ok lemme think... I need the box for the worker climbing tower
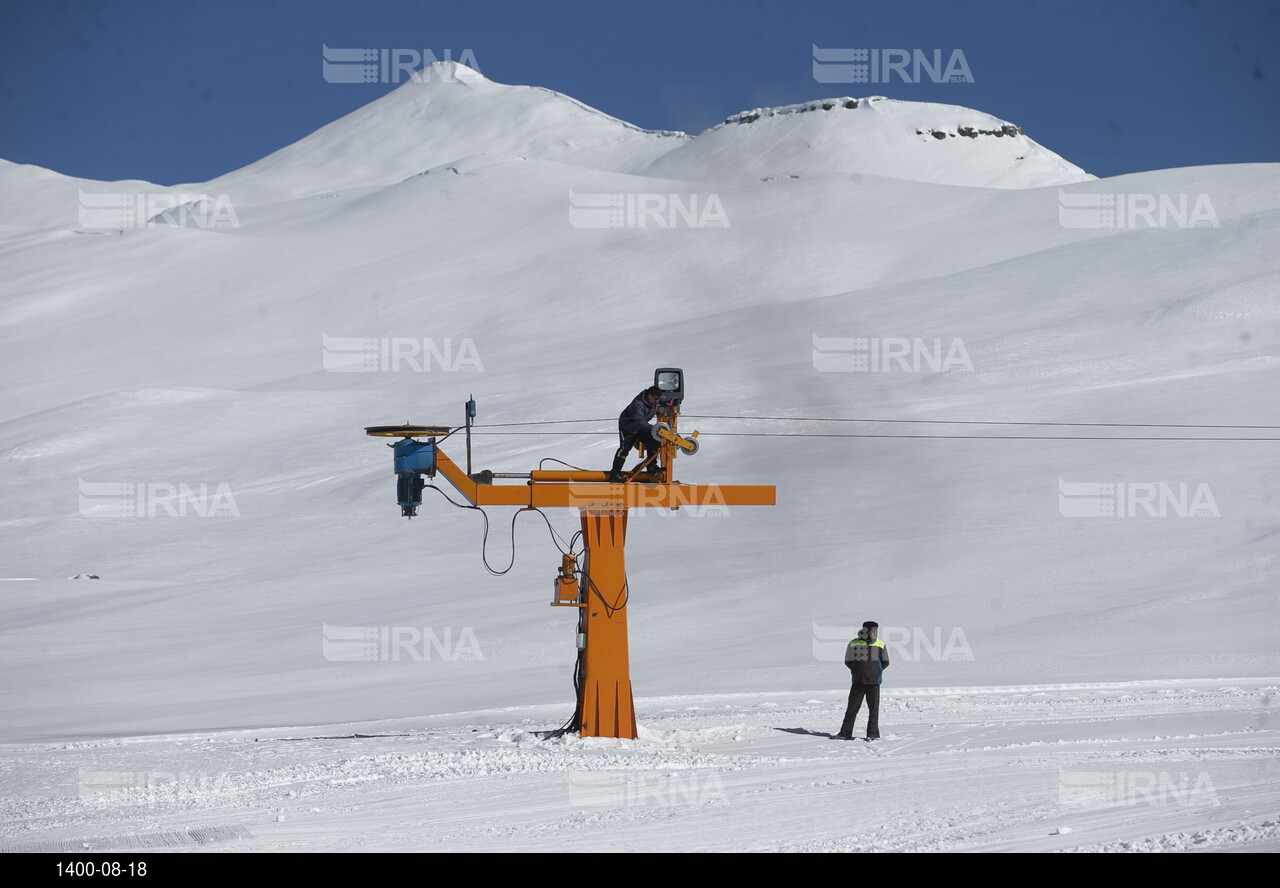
[366,369,775,738]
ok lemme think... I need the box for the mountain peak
[404,59,489,87]
[634,94,1092,188]
[197,65,680,204]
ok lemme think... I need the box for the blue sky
[0,0,1275,184]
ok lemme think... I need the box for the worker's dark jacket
[845,637,889,685]
[618,390,657,437]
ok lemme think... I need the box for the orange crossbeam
[434,449,775,509]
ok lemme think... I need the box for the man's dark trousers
[839,683,880,739]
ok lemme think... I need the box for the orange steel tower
[366,369,774,738]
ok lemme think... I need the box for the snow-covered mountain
[1,62,1277,851]
[0,62,1089,232]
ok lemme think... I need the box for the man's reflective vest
[845,637,889,685]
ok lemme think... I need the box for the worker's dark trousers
[839,683,881,739]
[612,426,654,474]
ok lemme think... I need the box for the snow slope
[3,682,1276,853]
[1,62,1277,852]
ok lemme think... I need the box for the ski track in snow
[2,682,1276,853]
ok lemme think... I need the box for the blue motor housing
[393,437,437,517]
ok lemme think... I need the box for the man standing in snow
[609,385,662,482]
[835,621,889,741]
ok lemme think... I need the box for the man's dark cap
[862,621,878,629]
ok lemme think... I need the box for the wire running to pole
[467,430,1280,441]
[423,485,575,575]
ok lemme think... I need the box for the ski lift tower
[365,369,775,739]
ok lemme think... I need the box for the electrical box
[551,553,582,606]
[392,437,437,518]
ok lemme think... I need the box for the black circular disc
[365,424,453,437]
